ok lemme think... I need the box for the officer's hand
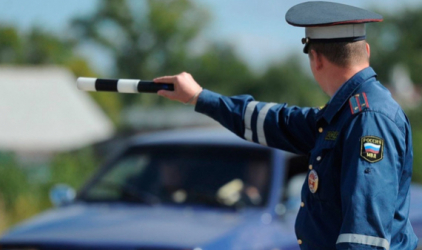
[154,72,203,105]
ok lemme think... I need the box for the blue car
[1,128,422,250]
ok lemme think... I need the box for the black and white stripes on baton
[77,77,174,94]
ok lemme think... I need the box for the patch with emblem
[360,136,384,163]
[308,170,319,193]
[325,131,339,141]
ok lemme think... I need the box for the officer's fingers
[154,76,176,83]
[156,72,201,103]
[175,72,201,91]
[176,72,195,85]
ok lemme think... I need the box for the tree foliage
[72,0,210,107]
[367,7,422,183]
[367,8,422,85]
[0,26,95,77]
[248,57,327,106]
[187,44,256,96]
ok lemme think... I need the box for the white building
[0,66,114,154]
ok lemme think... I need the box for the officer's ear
[309,49,323,71]
[366,42,371,59]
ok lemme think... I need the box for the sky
[0,0,421,73]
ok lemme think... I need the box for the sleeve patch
[360,136,384,163]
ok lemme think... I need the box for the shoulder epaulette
[349,92,369,114]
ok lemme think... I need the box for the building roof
[0,66,114,153]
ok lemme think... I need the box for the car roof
[128,127,271,150]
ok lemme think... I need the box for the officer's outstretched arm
[156,72,320,154]
[197,90,320,154]
[337,111,409,250]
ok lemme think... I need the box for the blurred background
[0,0,421,233]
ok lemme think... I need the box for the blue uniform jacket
[195,67,418,250]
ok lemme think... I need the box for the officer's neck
[321,62,370,97]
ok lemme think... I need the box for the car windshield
[79,144,271,209]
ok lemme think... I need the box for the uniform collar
[317,67,377,124]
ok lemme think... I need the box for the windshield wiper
[93,180,161,205]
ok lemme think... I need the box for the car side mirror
[49,184,76,207]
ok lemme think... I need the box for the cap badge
[308,169,319,193]
[301,37,310,45]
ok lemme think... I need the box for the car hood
[1,202,263,248]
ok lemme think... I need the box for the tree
[187,44,256,96]
[0,26,23,63]
[71,0,210,107]
[367,7,422,183]
[367,8,422,85]
[246,57,328,107]
[0,26,95,77]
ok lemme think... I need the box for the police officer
[154,2,418,249]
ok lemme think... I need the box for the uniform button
[300,202,305,207]
[309,164,313,170]
[318,127,323,133]
[316,156,322,161]
[298,239,303,245]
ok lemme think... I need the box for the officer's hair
[309,40,368,67]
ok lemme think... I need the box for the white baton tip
[77,77,97,91]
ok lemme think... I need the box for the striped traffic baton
[77,77,174,93]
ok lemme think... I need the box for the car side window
[79,145,273,208]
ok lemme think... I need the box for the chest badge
[325,131,338,141]
[308,170,319,193]
[360,136,384,163]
